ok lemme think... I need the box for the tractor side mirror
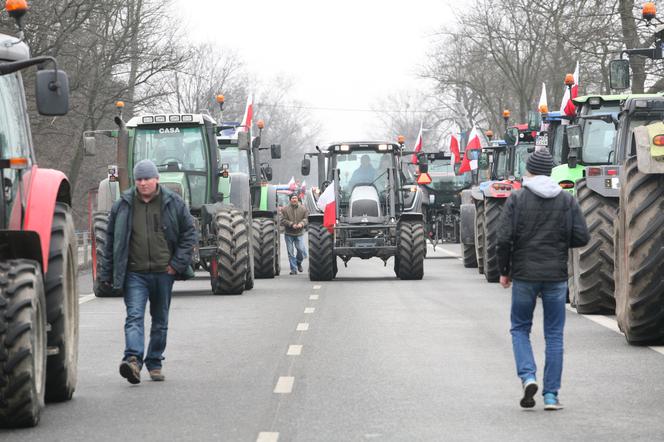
[237,131,250,150]
[301,158,311,176]
[264,165,273,181]
[609,59,630,91]
[271,144,282,159]
[252,135,261,150]
[36,69,70,116]
[566,125,583,150]
[83,135,96,156]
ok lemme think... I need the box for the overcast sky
[177,0,454,142]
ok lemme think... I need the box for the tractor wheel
[275,234,281,276]
[0,260,47,428]
[396,220,426,280]
[615,156,664,344]
[91,212,120,297]
[44,203,79,402]
[571,179,617,314]
[212,208,250,295]
[474,201,485,274]
[308,223,335,281]
[483,198,504,283]
[252,217,277,278]
[462,244,476,268]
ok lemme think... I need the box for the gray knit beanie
[526,150,554,176]
[133,159,159,180]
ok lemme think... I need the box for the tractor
[301,141,426,280]
[0,1,78,427]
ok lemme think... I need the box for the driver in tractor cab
[348,154,376,189]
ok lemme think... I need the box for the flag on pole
[316,181,336,233]
[538,83,548,114]
[458,127,481,174]
[449,134,460,165]
[240,93,254,132]
[560,62,579,118]
[287,176,295,189]
[411,122,424,164]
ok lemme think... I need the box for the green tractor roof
[573,93,663,106]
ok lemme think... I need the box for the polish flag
[410,123,423,164]
[560,62,579,118]
[316,181,336,233]
[458,127,481,174]
[240,93,253,132]
[449,134,461,165]
[287,176,295,189]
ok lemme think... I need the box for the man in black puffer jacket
[496,149,589,411]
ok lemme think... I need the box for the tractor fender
[403,187,423,213]
[226,172,251,214]
[308,213,324,224]
[96,178,120,213]
[399,212,424,223]
[252,209,274,219]
[11,166,71,272]
[460,188,474,205]
[470,186,484,201]
[460,204,476,245]
[303,188,321,213]
[0,230,42,267]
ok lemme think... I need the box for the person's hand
[167,265,177,275]
[500,275,512,289]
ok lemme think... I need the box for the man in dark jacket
[496,150,589,411]
[280,193,308,274]
[99,159,197,384]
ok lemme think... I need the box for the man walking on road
[99,159,197,384]
[496,150,589,410]
[281,193,308,275]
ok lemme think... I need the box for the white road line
[79,294,95,304]
[304,307,315,314]
[257,432,279,442]
[312,285,321,290]
[296,323,309,331]
[287,345,302,356]
[309,294,319,300]
[274,376,294,394]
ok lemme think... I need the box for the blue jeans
[123,272,175,370]
[510,279,567,395]
[285,234,307,272]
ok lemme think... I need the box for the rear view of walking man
[99,159,197,384]
[496,150,589,410]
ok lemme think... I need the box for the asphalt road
[3,239,664,441]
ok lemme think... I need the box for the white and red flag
[449,134,461,165]
[560,62,579,118]
[287,176,295,189]
[410,122,424,164]
[316,181,336,233]
[458,127,481,174]
[240,93,254,131]
[538,83,548,113]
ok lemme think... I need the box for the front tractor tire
[308,223,335,281]
[0,260,47,428]
[44,203,79,402]
[212,208,251,295]
[615,157,664,344]
[91,212,121,297]
[483,198,505,283]
[252,217,278,279]
[571,179,617,314]
[396,220,426,280]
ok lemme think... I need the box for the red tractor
[0,1,78,427]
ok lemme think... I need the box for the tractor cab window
[495,150,509,178]
[218,147,250,174]
[428,160,471,191]
[134,126,207,171]
[513,143,532,179]
[551,124,565,165]
[337,150,392,201]
[580,106,619,164]
[477,151,491,182]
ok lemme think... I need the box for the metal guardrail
[76,231,91,270]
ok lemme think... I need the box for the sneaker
[543,393,564,411]
[520,379,538,408]
[297,263,304,273]
[119,356,141,384]
[149,369,165,382]
[289,270,297,275]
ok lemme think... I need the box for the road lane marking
[274,376,294,393]
[257,432,279,442]
[287,345,302,356]
[304,307,315,314]
[296,323,309,331]
[313,285,321,290]
[309,294,319,300]
[79,294,95,304]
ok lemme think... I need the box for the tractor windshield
[337,150,393,201]
[581,106,620,164]
[513,143,532,179]
[495,149,509,178]
[0,72,31,162]
[218,147,250,174]
[428,160,471,191]
[551,124,565,165]
[134,126,208,171]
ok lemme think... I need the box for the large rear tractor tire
[44,203,79,402]
[474,200,485,274]
[571,179,617,314]
[0,260,47,428]
[91,212,120,297]
[212,208,250,295]
[308,223,335,281]
[252,217,277,279]
[483,198,504,283]
[615,157,664,344]
[396,220,426,280]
